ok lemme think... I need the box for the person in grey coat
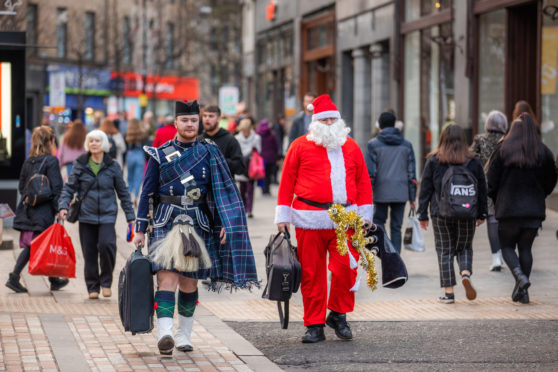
[58,130,135,299]
[288,92,315,146]
[365,112,417,253]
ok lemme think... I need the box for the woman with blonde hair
[418,124,488,304]
[6,126,68,293]
[100,118,126,167]
[57,120,87,176]
[58,130,135,299]
[125,118,146,203]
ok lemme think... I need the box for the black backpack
[439,159,478,219]
[108,135,117,159]
[23,157,52,207]
[262,230,301,329]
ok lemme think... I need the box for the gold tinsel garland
[328,204,378,291]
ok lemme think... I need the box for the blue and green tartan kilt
[148,212,221,280]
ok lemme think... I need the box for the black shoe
[158,335,174,355]
[438,293,455,304]
[519,288,530,304]
[176,344,193,352]
[326,311,353,340]
[5,273,27,293]
[49,277,69,291]
[512,282,521,302]
[301,325,325,343]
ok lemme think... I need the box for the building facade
[243,0,558,169]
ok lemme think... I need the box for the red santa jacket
[275,134,373,229]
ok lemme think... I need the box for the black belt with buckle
[158,195,205,206]
[297,197,352,210]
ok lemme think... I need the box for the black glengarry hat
[175,100,200,117]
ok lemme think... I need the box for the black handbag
[262,230,301,329]
[66,177,97,223]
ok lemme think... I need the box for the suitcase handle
[136,243,144,255]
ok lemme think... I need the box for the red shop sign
[112,72,199,101]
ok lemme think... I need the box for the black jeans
[498,221,538,277]
[263,163,276,194]
[373,202,406,253]
[78,222,117,293]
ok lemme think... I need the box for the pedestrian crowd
[5,94,557,352]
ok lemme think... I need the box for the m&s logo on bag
[49,244,68,256]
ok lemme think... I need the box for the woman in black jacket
[6,126,68,293]
[58,130,135,299]
[487,113,557,304]
[418,124,488,304]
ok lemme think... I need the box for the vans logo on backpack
[450,184,476,196]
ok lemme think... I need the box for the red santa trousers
[295,227,359,326]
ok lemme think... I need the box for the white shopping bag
[403,209,425,252]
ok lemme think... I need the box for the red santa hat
[307,94,341,122]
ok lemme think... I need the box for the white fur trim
[327,147,347,204]
[274,205,292,224]
[358,204,374,222]
[291,205,358,229]
[312,110,341,121]
[307,103,314,111]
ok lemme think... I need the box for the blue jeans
[127,149,145,197]
[373,202,407,253]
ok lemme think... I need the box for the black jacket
[13,155,63,233]
[418,155,488,221]
[200,128,245,176]
[487,145,557,221]
[59,153,135,224]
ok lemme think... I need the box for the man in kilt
[134,100,258,355]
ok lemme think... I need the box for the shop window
[541,8,558,150]
[85,12,95,61]
[478,9,506,133]
[405,0,452,22]
[56,8,67,58]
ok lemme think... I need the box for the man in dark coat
[200,105,245,176]
[365,112,417,253]
[288,92,315,146]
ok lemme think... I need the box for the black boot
[301,325,325,343]
[511,267,530,302]
[49,277,69,291]
[5,273,28,293]
[326,311,353,340]
[519,288,530,304]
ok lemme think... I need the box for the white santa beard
[307,119,351,149]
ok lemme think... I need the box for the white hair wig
[84,129,110,153]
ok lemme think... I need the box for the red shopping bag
[29,223,76,278]
[248,149,265,180]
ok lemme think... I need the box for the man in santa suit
[276,94,373,343]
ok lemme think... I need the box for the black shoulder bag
[66,175,98,223]
[262,230,301,329]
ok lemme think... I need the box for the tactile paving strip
[201,297,558,322]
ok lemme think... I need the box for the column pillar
[352,48,372,151]
[370,43,390,124]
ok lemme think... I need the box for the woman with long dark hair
[6,126,68,293]
[418,124,488,304]
[487,113,557,304]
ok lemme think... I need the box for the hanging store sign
[542,26,558,95]
[115,72,199,101]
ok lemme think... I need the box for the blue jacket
[365,127,417,203]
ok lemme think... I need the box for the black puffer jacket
[200,128,245,176]
[59,153,135,224]
[13,155,63,232]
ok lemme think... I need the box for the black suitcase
[262,230,301,329]
[118,244,154,335]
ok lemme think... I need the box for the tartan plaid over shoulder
[201,140,259,289]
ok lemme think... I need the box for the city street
[1,185,558,371]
